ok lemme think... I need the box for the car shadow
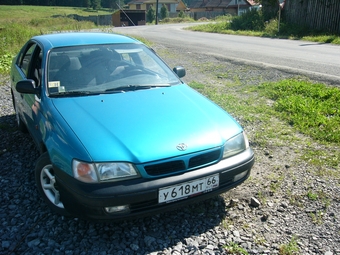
[1,113,227,255]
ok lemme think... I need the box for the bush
[229,9,264,31]
[160,4,169,20]
[160,17,195,23]
[178,10,185,18]
[263,19,279,36]
[146,6,155,23]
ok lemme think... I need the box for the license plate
[158,174,219,203]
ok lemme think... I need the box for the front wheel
[35,152,71,216]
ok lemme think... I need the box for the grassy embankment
[0,5,111,74]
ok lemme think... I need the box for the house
[112,10,146,26]
[127,0,187,14]
[189,0,252,16]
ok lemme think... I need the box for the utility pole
[155,0,159,24]
[237,0,239,16]
[278,0,282,33]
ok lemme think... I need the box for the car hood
[52,84,242,163]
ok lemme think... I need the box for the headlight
[73,160,139,183]
[223,132,249,159]
[96,162,139,181]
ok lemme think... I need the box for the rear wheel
[35,152,71,216]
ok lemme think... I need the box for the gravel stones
[1,46,340,255]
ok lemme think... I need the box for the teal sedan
[11,32,254,220]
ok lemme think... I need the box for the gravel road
[1,43,339,255]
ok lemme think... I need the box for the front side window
[47,43,181,96]
[18,43,36,77]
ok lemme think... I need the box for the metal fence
[283,0,340,34]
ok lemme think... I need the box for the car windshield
[47,43,181,95]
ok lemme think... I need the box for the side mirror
[173,66,186,78]
[16,79,40,95]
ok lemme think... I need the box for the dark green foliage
[91,0,101,10]
[0,0,115,8]
[261,0,280,21]
[146,6,155,23]
[160,4,169,20]
[84,0,91,8]
[229,9,264,31]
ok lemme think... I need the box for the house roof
[246,0,257,6]
[189,0,252,9]
[206,0,231,8]
[128,0,181,4]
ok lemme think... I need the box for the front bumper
[55,148,255,220]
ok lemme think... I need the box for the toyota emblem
[176,143,187,151]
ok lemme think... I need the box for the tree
[84,0,91,8]
[146,6,155,23]
[91,0,101,10]
[254,0,280,21]
[160,4,169,20]
[101,0,117,9]
[178,10,185,18]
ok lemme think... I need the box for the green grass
[159,16,196,24]
[307,190,318,200]
[223,242,249,255]
[255,79,340,144]
[279,236,299,255]
[0,18,97,74]
[309,211,325,225]
[0,5,113,22]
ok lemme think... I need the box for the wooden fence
[283,0,340,34]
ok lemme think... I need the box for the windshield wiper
[105,84,169,93]
[49,91,100,97]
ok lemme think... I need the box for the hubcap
[40,164,64,209]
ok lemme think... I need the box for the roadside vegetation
[255,79,340,144]
[190,75,340,173]
[187,10,340,45]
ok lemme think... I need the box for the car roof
[32,32,142,50]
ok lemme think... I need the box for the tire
[35,152,71,216]
[12,93,27,133]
